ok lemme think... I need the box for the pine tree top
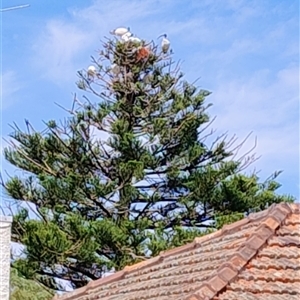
[1,28,294,292]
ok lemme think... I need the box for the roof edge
[54,202,298,300]
[187,202,294,300]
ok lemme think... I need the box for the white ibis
[121,31,132,42]
[87,65,97,77]
[110,27,130,37]
[159,34,170,54]
[129,36,141,43]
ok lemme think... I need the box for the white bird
[159,34,170,54]
[87,65,97,77]
[110,27,130,37]
[111,63,121,75]
[121,31,133,42]
[129,36,141,43]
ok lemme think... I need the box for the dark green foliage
[1,35,294,292]
[10,268,54,300]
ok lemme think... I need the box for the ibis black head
[158,33,167,39]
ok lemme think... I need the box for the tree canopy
[1,30,294,292]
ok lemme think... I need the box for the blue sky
[1,0,299,203]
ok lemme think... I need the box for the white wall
[0,216,13,300]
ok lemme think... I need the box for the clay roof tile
[53,202,300,300]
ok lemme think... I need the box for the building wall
[0,216,13,300]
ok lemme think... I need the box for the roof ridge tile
[248,207,273,221]
[186,203,293,300]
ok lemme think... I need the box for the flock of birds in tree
[87,26,171,78]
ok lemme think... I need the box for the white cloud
[32,20,93,83]
[0,71,22,110]
[208,65,299,177]
[211,65,298,127]
[68,0,161,26]
[202,37,262,66]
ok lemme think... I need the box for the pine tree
[1,31,294,291]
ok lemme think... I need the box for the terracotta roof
[54,202,300,300]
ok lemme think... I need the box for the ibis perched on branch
[158,34,170,54]
[129,35,141,43]
[121,32,141,43]
[87,65,101,80]
[87,65,97,77]
[110,27,130,37]
[121,31,133,42]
